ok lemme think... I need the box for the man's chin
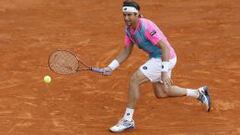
[126,22,132,26]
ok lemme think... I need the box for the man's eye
[123,13,132,16]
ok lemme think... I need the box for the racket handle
[91,67,104,73]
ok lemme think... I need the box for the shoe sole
[109,125,135,133]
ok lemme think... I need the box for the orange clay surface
[0,0,239,134]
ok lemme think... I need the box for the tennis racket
[48,50,104,75]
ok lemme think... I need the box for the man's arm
[156,40,170,61]
[116,44,134,64]
[156,40,172,86]
[103,44,134,75]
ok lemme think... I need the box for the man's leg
[127,70,149,108]
[153,82,199,97]
[153,82,211,112]
[152,82,168,98]
[109,70,149,133]
[164,85,190,97]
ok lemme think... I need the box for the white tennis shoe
[109,119,135,133]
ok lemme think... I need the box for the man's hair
[123,0,140,11]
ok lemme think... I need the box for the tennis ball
[43,75,52,84]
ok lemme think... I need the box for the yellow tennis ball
[43,75,51,84]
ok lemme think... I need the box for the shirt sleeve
[145,21,163,45]
[124,33,133,47]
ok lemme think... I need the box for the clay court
[0,0,239,134]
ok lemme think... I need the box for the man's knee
[154,88,168,98]
[155,93,168,98]
[153,84,169,98]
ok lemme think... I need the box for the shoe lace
[116,119,130,127]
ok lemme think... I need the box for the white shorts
[139,57,177,82]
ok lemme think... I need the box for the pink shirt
[124,18,176,59]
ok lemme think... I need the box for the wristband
[162,61,170,72]
[108,59,120,70]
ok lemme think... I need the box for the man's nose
[124,15,129,20]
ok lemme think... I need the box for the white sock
[123,108,134,121]
[186,89,199,98]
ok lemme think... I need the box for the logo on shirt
[150,30,156,36]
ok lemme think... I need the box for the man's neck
[131,19,139,30]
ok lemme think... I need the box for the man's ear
[134,12,139,16]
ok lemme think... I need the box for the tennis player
[102,0,211,133]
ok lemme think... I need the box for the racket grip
[91,67,104,73]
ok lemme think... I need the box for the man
[101,0,211,133]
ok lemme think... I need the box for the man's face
[123,12,138,26]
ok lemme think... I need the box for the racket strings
[49,51,79,74]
